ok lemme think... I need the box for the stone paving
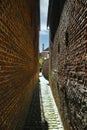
[24,73,64,130]
[39,73,64,130]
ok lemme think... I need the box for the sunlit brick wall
[0,0,39,129]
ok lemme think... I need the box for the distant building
[40,44,49,79]
[39,44,49,76]
[41,43,49,60]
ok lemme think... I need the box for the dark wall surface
[49,0,87,130]
[42,59,49,80]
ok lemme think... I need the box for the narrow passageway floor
[23,83,44,130]
[39,73,64,130]
[24,73,64,130]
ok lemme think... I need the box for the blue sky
[39,0,49,52]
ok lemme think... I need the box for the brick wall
[42,59,49,80]
[49,0,87,130]
[0,0,39,129]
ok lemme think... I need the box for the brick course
[49,0,87,130]
[0,0,39,129]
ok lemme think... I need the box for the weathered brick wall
[0,0,39,129]
[50,0,87,130]
[42,59,49,80]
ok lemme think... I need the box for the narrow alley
[0,0,87,130]
[24,73,64,130]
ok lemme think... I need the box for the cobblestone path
[24,73,64,130]
[40,73,64,130]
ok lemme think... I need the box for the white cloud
[40,0,49,31]
[40,30,48,35]
[40,0,48,16]
[40,24,47,30]
[39,0,49,52]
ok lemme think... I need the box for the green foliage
[39,58,44,68]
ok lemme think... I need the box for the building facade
[48,0,87,130]
[40,44,49,79]
[0,0,40,129]
[41,44,49,60]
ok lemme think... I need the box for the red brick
[0,0,39,129]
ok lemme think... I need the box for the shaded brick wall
[42,59,49,80]
[0,0,39,129]
[49,0,87,130]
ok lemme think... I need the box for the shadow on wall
[23,84,48,130]
[42,59,49,80]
